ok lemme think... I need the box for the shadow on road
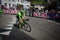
[52,26,60,40]
[1,25,35,40]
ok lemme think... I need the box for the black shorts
[16,15,22,21]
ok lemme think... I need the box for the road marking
[4,27,13,30]
[0,27,13,36]
[7,24,13,27]
[0,31,11,35]
[8,22,16,24]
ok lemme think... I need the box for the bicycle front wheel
[24,23,31,32]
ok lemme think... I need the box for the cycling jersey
[16,9,25,20]
[20,9,25,18]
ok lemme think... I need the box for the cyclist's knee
[19,19,23,23]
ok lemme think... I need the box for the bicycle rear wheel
[24,23,31,32]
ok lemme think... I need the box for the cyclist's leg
[19,19,24,29]
[19,15,26,27]
[16,16,22,28]
[20,18,26,28]
[16,15,19,23]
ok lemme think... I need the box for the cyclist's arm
[22,10,26,19]
[23,12,25,17]
[17,11,21,19]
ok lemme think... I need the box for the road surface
[0,14,60,40]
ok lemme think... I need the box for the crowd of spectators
[28,8,60,22]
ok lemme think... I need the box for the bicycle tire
[24,23,31,32]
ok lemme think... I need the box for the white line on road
[8,22,16,24]
[7,24,13,27]
[4,27,13,30]
[0,31,11,36]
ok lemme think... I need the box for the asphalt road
[0,14,16,28]
[0,14,60,40]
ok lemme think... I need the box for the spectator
[33,10,38,17]
[32,8,35,17]
[55,11,60,22]
[47,10,52,19]
[51,10,57,20]
[45,9,48,14]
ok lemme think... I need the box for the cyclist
[16,4,26,28]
